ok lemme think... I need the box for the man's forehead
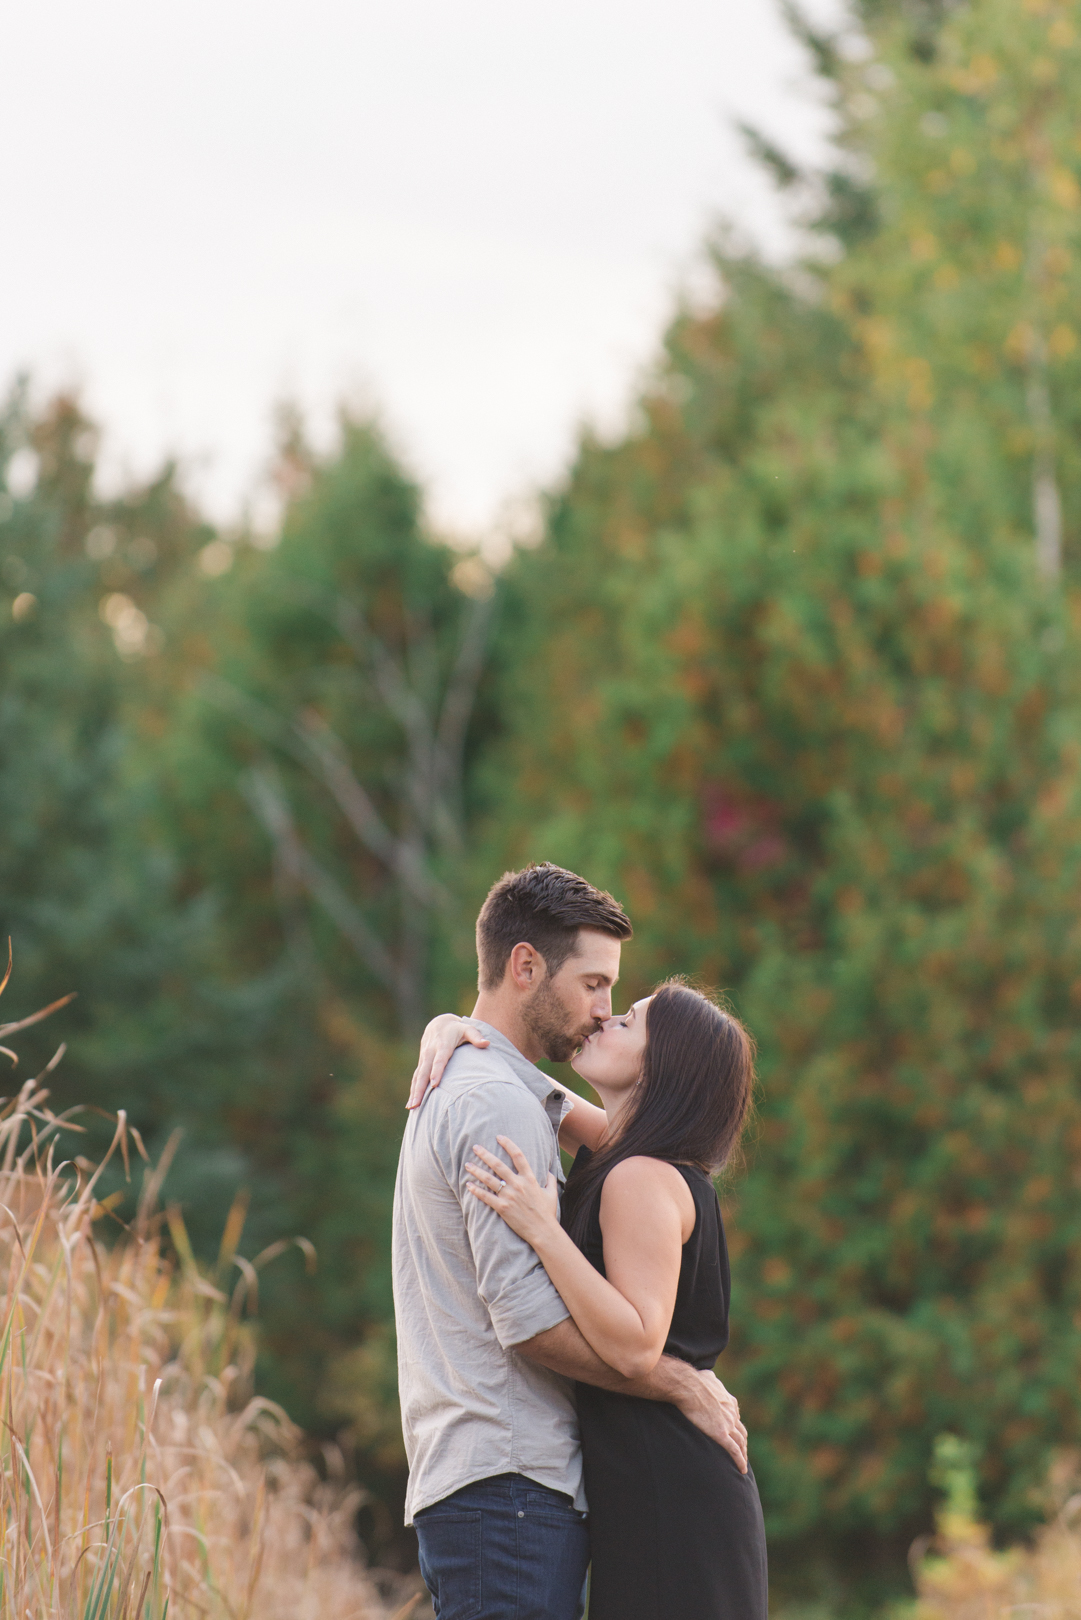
[567,927,622,977]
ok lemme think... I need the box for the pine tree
[479,0,1081,1596]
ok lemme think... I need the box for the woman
[412,982,767,1620]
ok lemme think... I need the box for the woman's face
[570,996,651,1095]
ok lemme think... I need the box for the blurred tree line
[4,0,1081,1606]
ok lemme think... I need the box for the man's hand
[407,1014,489,1109]
[674,1368,748,1473]
[517,1318,749,1474]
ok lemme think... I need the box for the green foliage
[929,1436,980,1528]
[474,1,1081,1599]
[0,386,233,1155]
[130,418,493,1542]
[7,0,1081,1595]
[488,243,1081,1573]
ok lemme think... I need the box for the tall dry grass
[910,1438,1081,1620]
[0,966,394,1619]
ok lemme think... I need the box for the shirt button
[518,1511,525,1518]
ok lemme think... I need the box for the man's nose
[591,989,613,1022]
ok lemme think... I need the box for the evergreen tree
[153,416,492,1533]
[0,386,235,1160]
[477,0,1081,1599]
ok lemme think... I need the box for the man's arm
[444,1079,575,1350]
[516,1318,748,1473]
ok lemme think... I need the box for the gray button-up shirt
[392,1021,584,1523]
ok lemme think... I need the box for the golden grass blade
[0,991,77,1041]
[0,951,386,1620]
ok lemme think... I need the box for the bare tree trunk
[1023,221,1063,582]
[209,576,492,1036]
[1026,345,1063,582]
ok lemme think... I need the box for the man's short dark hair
[476,863,633,991]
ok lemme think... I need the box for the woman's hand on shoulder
[465,1137,561,1247]
[407,1014,489,1110]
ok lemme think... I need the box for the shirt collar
[466,1019,575,1130]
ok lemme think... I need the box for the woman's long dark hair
[561,980,755,1248]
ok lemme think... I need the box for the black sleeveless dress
[564,1149,768,1620]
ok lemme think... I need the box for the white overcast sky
[5,0,843,539]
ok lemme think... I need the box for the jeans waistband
[418,1473,576,1514]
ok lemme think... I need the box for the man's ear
[508,942,545,992]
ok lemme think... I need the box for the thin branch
[432,592,493,848]
[1025,338,1062,581]
[293,711,449,908]
[331,599,433,753]
[203,675,401,872]
[205,672,448,907]
[242,766,399,994]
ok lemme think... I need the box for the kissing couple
[393,862,767,1620]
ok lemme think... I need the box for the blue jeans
[415,1472,589,1620]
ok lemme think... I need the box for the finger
[465,1163,507,1193]
[467,1184,499,1209]
[430,1054,449,1087]
[466,1160,512,1194]
[406,1073,431,1110]
[724,1436,748,1474]
[462,1029,490,1049]
[430,1032,461,1087]
[495,1137,534,1180]
[473,1145,514,1180]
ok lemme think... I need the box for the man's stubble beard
[522,976,597,1064]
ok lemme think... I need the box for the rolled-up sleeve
[438,1080,570,1349]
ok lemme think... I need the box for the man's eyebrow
[582,971,616,985]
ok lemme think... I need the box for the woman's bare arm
[467,1141,694,1379]
[516,1317,748,1472]
[409,1016,611,1154]
[557,1091,610,1154]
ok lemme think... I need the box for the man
[393,862,746,1620]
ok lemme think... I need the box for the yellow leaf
[1049,324,1077,358]
[1050,167,1081,208]
[1004,321,1035,362]
[904,355,935,409]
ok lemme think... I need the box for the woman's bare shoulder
[600,1156,696,1230]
